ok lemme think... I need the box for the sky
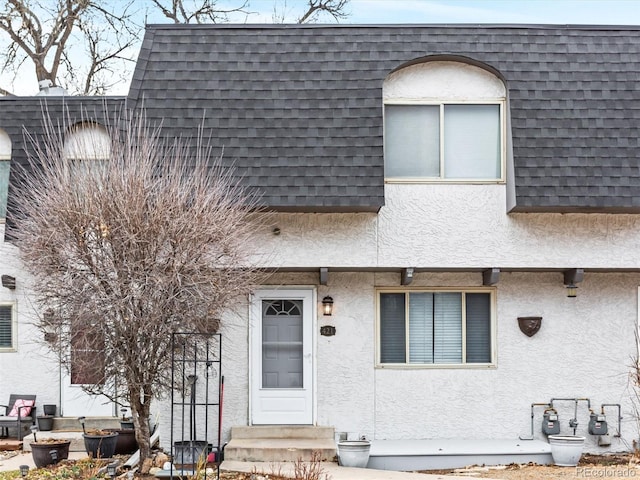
[254,0,640,25]
[2,0,640,96]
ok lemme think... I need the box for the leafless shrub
[13,104,269,467]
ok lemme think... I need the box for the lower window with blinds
[378,290,495,367]
[0,304,15,351]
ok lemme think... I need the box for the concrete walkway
[0,451,88,471]
[221,460,500,480]
[1,453,502,479]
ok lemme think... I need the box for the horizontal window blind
[380,291,492,365]
[0,305,13,348]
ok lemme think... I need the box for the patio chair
[0,394,36,440]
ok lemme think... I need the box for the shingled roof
[127,23,640,213]
[1,96,126,238]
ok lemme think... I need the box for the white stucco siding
[0,223,60,411]
[258,185,640,270]
[369,271,637,449]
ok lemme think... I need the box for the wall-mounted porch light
[563,268,584,298]
[322,296,334,316]
[566,283,578,298]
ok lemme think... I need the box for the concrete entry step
[224,426,336,462]
[231,425,334,440]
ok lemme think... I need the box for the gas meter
[588,413,608,435]
[542,410,560,435]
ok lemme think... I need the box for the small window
[0,304,16,351]
[63,122,110,161]
[377,290,494,367]
[0,128,12,219]
[385,103,502,180]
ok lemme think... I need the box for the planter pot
[43,405,57,416]
[36,415,54,432]
[31,441,71,468]
[173,441,211,469]
[83,432,119,459]
[337,440,371,468]
[105,428,138,454]
[548,435,585,466]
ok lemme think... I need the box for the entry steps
[223,426,336,462]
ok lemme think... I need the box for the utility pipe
[601,403,622,437]
[521,403,553,440]
[550,398,592,435]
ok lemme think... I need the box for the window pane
[0,160,9,218]
[409,293,434,363]
[443,105,500,179]
[380,293,406,363]
[433,293,462,363]
[385,105,440,178]
[465,293,492,363]
[0,305,11,348]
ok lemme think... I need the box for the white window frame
[0,302,17,352]
[375,287,497,369]
[384,100,506,184]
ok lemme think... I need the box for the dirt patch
[423,453,640,479]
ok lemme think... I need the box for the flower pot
[31,440,71,468]
[173,441,211,469]
[37,415,54,431]
[548,435,585,466]
[337,440,371,468]
[43,404,57,416]
[83,432,119,459]
[105,428,138,454]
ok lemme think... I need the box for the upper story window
[63,122,110,161]
[383,60,506,182]
[0,129,12,220]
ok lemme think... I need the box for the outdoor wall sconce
[19,465,29,477]
[1,275,15,290]
[322,296,334,316]
[563,268,583,298]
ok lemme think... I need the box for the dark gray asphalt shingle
[6,24,640,216]
[125,24,640,213]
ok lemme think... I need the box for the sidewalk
[0,451,88,471]
[1,452,501,479]
[220,460,499,480]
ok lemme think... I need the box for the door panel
[251,289,314,424]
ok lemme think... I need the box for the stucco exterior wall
[0,223,60,414]
[4,179,640,452]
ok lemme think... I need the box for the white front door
[251,288,314,424]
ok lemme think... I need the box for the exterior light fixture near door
[566,284,577,298]
[322,296,334,316]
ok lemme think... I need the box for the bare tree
[272,0,350,23]
[0,0,139,95]
[0,0,350,95]
[297,0,349,23]
[149,0,251,23]
[13,106,268,468]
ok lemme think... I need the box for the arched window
[63,122,111,161]
[383,60,506,182]
[0,129,12,219]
